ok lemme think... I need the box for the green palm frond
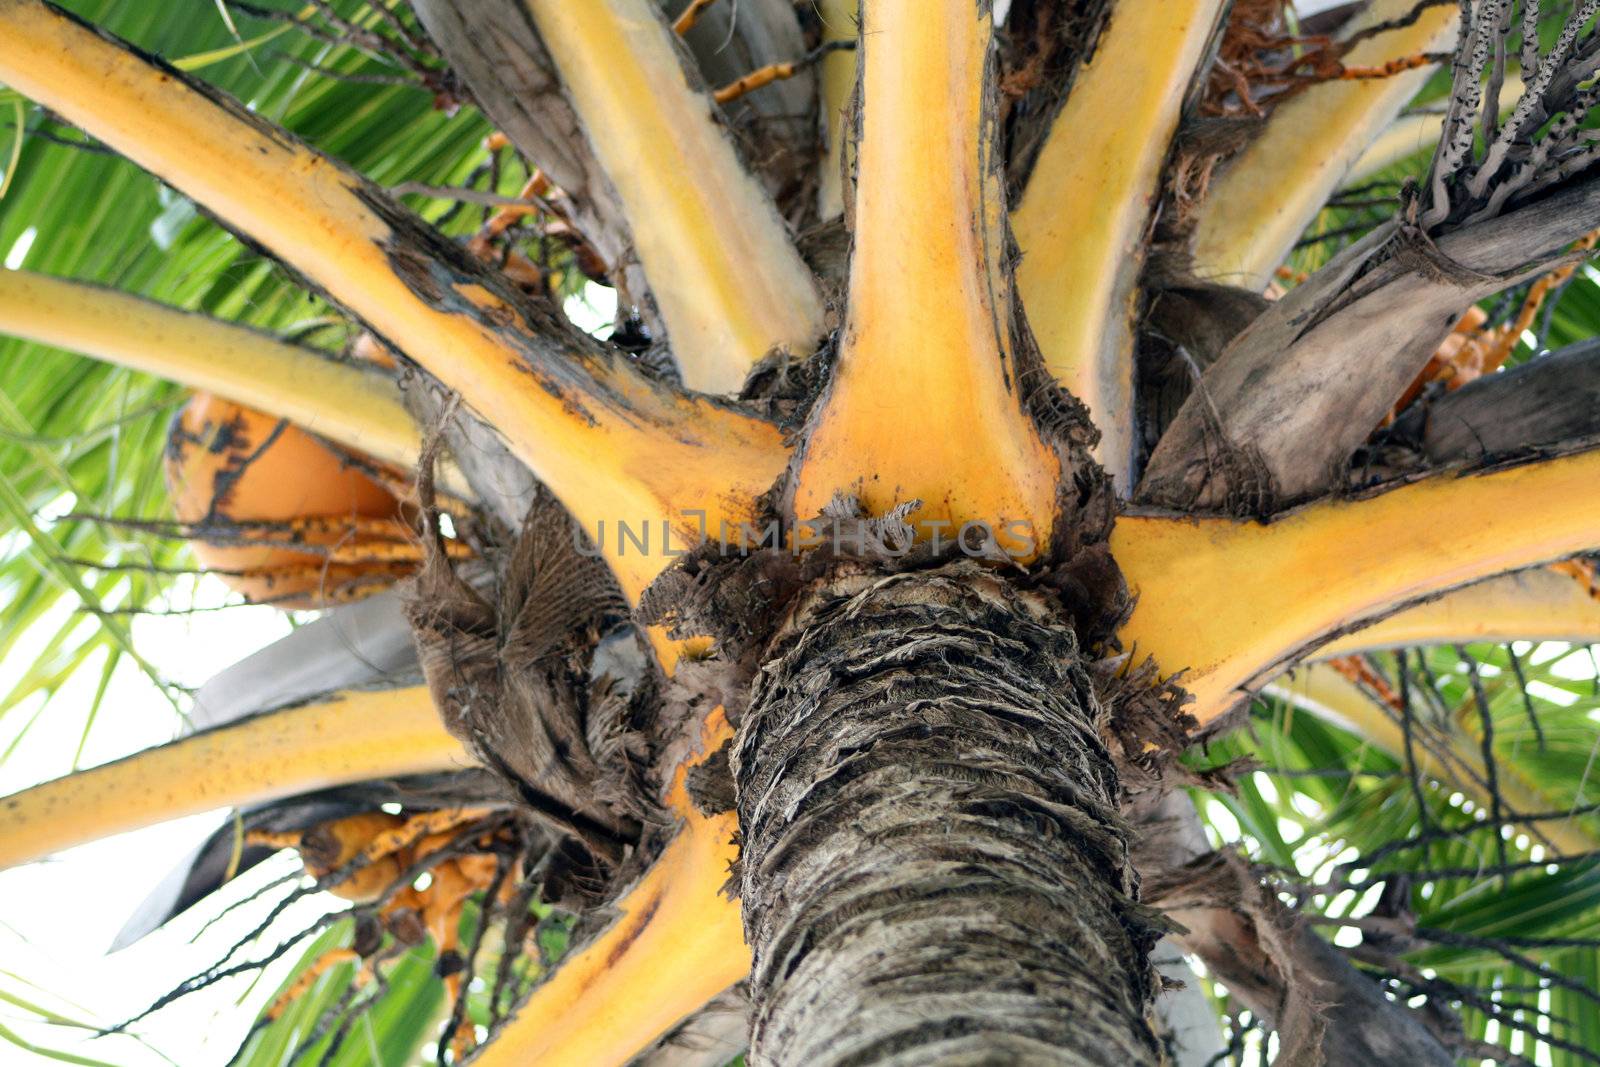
[0,967,179,1067]
[1199,640,1600,1064]
[0,9,534,1042]
[229,921,446,1067]
[0,0,503,737]
[5,3,1600,1063]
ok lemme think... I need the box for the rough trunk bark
[732,565,1161,1066]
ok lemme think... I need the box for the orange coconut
[163,392,407,609]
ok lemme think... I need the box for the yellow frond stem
[792,0,1058,552]
[0,0,787,602]
[1191,0,1457,289]
[473,709,747,1067]
[1115,450,1600,723]
[1267,665,1599,855]
[1321,567,1600,655]
[443,469,1600,1065]
[462,456,1600,1062]
[523,0,823,394]
[0,687,467,872]
[1012,0,1226,488]
[815,0,858,221]
[0,269,472,499]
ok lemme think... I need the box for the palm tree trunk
[733,565,1161,1066]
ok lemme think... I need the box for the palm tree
[0,0,1598,1063]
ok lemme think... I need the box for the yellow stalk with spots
[792,0,1058,554]
[1192,0,1458,289]
[522,0,823,394]
[0,0,787,602]
[0,268,471,498]
[1013,0,1226,488]
[0,687,466,872]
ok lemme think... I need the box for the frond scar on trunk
[641,488,1195,812]
[682,738,736,818]
[735,563,1173,1063]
